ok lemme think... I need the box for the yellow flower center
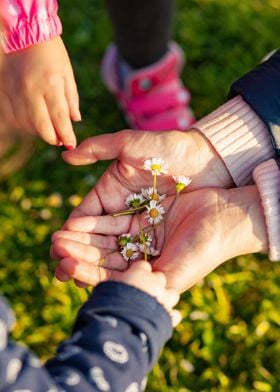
[126,249,134,258]
[149,208,159,218]
[176,183,185,192]
[151,193,160,201]
[151,164,161,172]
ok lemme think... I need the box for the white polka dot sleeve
[0,281,172,391]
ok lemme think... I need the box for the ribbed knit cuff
[193,96,274,186]
[253,159,280,261]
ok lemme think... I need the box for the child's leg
[105,0,174,68]
[103,0,195,131]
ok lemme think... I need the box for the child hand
[0,36,79,147]
[113,260,181,327]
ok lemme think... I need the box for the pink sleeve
[0,0,62,53]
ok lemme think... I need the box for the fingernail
[76,112,82,121]
[60,258,75,274]
[57,141,63,146]
[65,145,75,151]
[73,111,82,122]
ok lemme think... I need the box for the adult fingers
[61,130,134,165]
[64,215,132,236]
[52,230,118,250]
[57,257,121,286]
[55,265,71,282]
[52,238,126,270]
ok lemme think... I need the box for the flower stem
[137,213,148,262]
[153,174,157,195]
[112,205,146,217]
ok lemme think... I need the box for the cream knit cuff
[193,96,274,186]
[253,159,280,261]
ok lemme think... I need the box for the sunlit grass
[1,0,280,390]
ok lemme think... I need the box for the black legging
[105,0,175,68]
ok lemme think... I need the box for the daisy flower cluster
[115,158,191,263]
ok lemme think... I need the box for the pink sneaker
[101,42,195,131]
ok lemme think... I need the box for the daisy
[125,193,145,209]
[141,187,166,202]
[137,233,153,252]
[117,233,134,248]
[146,246,160,257]
[121,242,139,261]
[145,200,165,225]
[173,175,192,193]
[144,158,168,176]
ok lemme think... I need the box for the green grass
[1,0,280,390]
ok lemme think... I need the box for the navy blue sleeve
[229,49,280,157]
[0,282,172,391]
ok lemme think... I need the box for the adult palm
[61,129,233,219]
[52,186,266,293]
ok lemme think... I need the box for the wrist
[224,186,268,259]
[186,129,235,189]
[193,96,274,186]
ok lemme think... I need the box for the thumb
[61,131,129,166]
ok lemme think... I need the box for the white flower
[173,175,192,192]
[125,193,145,209]
[141,187,166,202]
[137,234,153,252]
[145,200,165,225]
[146,246,160,257]
[121,243,139,261]
[117,233,134,248]
[144,158,168,175]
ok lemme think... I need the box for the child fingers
[169,309,182,327]
[52,230,118,250]
[162,289,180,310]
[29,96,60,145]
[64,215,131,236]
[130,260,152,272]
[0,91,16,128]
[44,80,77,148]
[151,271,167,287]
[64,75,81,122]
[57,257,121,286]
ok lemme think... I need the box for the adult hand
[61,128,234,218]
[0,36,79,147]
[52,186,267,293]
[51,129,234,287]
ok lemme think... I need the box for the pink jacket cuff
[193,96,274,186]
[0,0,62,53]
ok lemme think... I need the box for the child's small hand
[113,260,181,326]
[0,36,79,148]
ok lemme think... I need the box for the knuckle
[45,73,64,89]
